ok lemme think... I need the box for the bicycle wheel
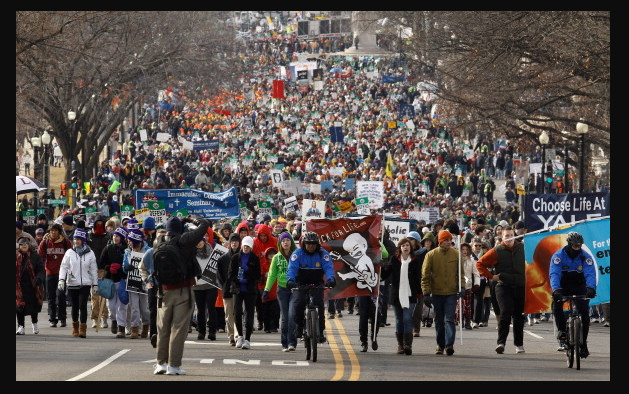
[566,319,574,368]
[574,318,582,370]
[308,309,319,362]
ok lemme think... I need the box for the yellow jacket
[421,246,465,295]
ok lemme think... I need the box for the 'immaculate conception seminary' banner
[134,187,240,219]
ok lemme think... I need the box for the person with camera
[152,215,209,376]
[550,231,597,359]
[286,231,336,344]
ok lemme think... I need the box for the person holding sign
[192,237,218,341]
[122,229,151,339]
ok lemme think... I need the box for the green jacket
[265,234,297,290]
[421,246,465,295]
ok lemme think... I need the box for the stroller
[422,304,434,328]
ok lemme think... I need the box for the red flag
[272,80,285,99]
[306,216,382,300]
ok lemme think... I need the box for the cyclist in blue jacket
[550,231,597,358]
[286,231,336,343]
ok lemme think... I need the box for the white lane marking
[66,349,131,381]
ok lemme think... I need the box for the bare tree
[375,11,609,164]
[16,11,244,181]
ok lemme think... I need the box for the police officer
[286,231,336,343]
[550,231,597,358]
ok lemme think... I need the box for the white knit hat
[242,236,254,249]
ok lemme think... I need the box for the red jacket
[37,234,72,275]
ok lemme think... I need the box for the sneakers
[471,322,479,328]
[165,365,187,375]
[100,319,108,329]
[590,318,599,323]
[479,322,487,327]
[32,323,39,334]
[496,343,505,354]
[151,334,157,348]
[557,340,566,351]
[539,315,549,322]
[91,319,98,328]
[49,321,57,328]
[435,346,444,355]
[328,313,335,319]
[337,312,342,318]
[534,318,540,324]
[446,345,454,356]
[515,346,525,354]
[229,338,236,346]
[153,363,167,375]
[527,316,534,326]
[360,342,368,352]
[287,345,296,352]
[16,325,25,335]
[464,322,472,330]
[59,320,67,327]
[242,340,251,349]
[603,321,610,327]
[235,337,244,349]
[282,347,289,352]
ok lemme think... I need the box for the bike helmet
[566,231,584,246]
[302,231,320,245]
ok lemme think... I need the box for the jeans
[46,274,66,323]
[193,287,218,335]
[277,286,296,348]
[432,294,457,348]
[393,301,416,335]
[234,291,256,341]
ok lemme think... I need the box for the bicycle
[562,295,589,370]
[291,283,329,362]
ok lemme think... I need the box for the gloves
[457,289,466,299]
[586,287,596,299]
[192,218,202,226]
[181,216,193,224]
[109,263,121,274]
[325,279,336,288]
[57,280,66,291]
[286,280,296,290]
[261,290,269,302]
[423,293,432,308]
[552,288,563,302]
[472,284,480,293]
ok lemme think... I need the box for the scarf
[16,252,43,308]
[399,254,411,309]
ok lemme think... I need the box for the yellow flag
[386,152,394,178]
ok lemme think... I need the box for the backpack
[153,233,186,285]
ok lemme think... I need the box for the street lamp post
[576,120,589,193]
[561,130,569,193]
[539,130,549,194]
[41,130,51,189]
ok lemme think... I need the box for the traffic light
[60,182,68,197]
[71,170,79,189]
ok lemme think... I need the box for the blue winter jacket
[549,246,596,291]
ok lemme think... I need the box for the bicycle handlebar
[290,283,331,293]
[561,295,590,301]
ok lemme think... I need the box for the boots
[72,321,80,337]
[79,323,87,338]
[110,320,118,334]
[141,324,149,338]
[116,325,126,338]
[130,326,139,339]
[403,333,413,355]
[395,333,405,354]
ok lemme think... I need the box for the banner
[523,192,610,231]
[192,139,219,150]
[385,152,394,178]
[272,80,285,99]
[523,217,610,313]
[329,126,344,143]
[134,187,240,219]
[306,216,382,300]
[356,181,384,210]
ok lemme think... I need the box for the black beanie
[165,216,183,234]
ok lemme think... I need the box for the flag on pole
[385,152,394,178]
[272,80,285,99]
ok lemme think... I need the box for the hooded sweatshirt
[265,232,297,291]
